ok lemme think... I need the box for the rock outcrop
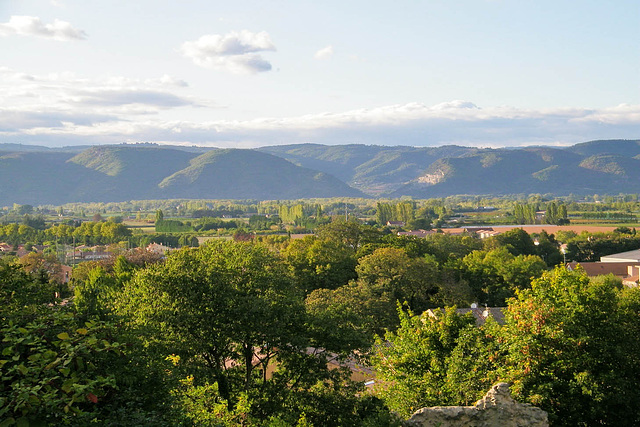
[404,382,548,427]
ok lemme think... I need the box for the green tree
[459,247,546,305]
[74,266,117,321]
[0,311,120,425]
[17,252,64,284]
[501,267,640,426]
[405,217,432,231]
[371,307,499,418]
[356,247,438,313]
[282,236,357,293]
[558,203,569,224]
[0,260,58,320]
[533,230,562,266]
[305,284,381,353]
[316,219,381,254]
[376,202,393,225]
[116,241,305,411]
[485,228,536,256]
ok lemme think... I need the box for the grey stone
[404,382,548,427]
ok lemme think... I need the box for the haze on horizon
[1,0,638,149]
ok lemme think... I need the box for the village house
[67,245,112,260]
[59,264,73,284]
[600,248,640,263]
[397,229,436,237]
[425,305,506,326]
[566,262,640,287]
[386,221,405,228]
[146,242,174,255]
[566,248,640,287]
[462,227,503,239]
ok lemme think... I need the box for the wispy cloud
[0,68,636,147]
[180,30,276,74]
[3,92,639,148]
[314,45,333,60]
[0,16,86,41]
[0,68,200,132]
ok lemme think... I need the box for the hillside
[2,139,640,205]
[567,139,640,157]
[158,149,364,199]
[259,144,477,194]
[0,145,363,205]
[67,145,195,201]
[0,151,102,205]
[260,140,640,197]
[392,146,640,198]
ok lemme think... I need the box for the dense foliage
[4,202,640,425]
[372,267,640,426]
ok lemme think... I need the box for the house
[424,306,506,326]
[59,265,73,284]
[81,251,111,260]
[463,227,494,233]
[462,227,502,239]
[600,249,640,263]
[479,230,502,239]
[146,242,174,255]
[386,221,405,228]
[567,261,640,287]
[397,230,436,238]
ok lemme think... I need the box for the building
[386,221,405,228]
[600,249,640,263]
[59,265,73,284]
[397,230,436,238]
[146,242,174,255]
[566,249,640,286]
[567,261,640,287]
[424,306,506,326]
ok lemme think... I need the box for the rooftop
[601,249,640,263]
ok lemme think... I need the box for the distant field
[123,220,156,233]
[569,219,638,226]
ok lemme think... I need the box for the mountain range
[1,139,639,205]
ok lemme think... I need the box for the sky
[0,0,639,148]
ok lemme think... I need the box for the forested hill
[1,139,640,205]
[0,145,363,205]
[260,139,640,196]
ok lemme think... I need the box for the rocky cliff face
[404,382,548,427]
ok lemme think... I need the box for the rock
[404,382,548,427]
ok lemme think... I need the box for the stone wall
[404,382,548,427]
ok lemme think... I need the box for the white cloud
[0,68,202,132]
[0,16,86,41]
[3,99,640,149]
[146,75,189,88]
[180,30,276,74]
[0,67,636,146]
[314,45,333,60]
[571,104,640,125]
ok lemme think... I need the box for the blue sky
[0,0,638,148]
